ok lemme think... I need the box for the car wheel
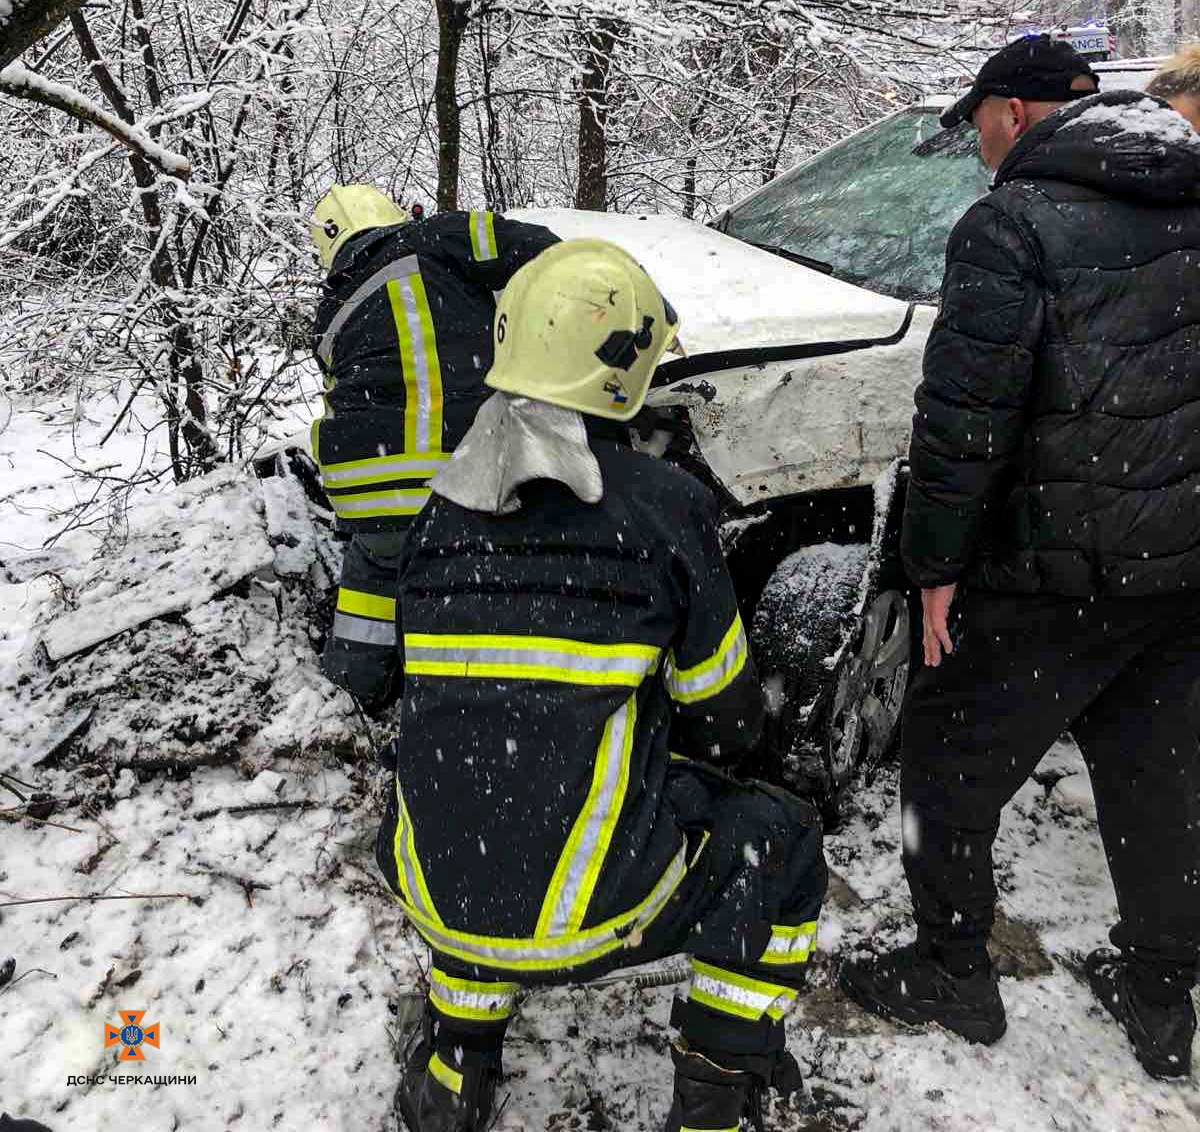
[751,543,868,813]
[825,586,911,792]
[751,543,914,825]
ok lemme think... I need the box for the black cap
[941,34,1098,128]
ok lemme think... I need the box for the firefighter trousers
[321,531,406,712]
[406,762,826,1066]
[901,587,1200,999]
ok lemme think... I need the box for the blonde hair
[1147,44,1200,99]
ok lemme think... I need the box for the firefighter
[308,186,559,712]
[376,239,827,1132]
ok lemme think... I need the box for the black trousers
[390,763,826,1061]
[901,587,1200,999]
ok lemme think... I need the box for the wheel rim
[827,589,911,786]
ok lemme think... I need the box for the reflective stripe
[392,782,443,926]
[537,693,636,937]
[428,1052,462,1095]
[316,256,420,368]
[336,588,396,622]
[688,960,797,1022]
[391,839,688,972]
[667,613,749,705]
[430,967,519,1023]
[680,1127,738,1132]
[332,611,394,647]
[387,273,444,454]
[328,486,431,519]
[310,418,322,465]
[469,211,498,261]
[760,920,818,966]
[404,633,660,688]
[321,452,450,489]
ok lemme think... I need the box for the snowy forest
[1,0,1192,483]
[3,1,1200,1130]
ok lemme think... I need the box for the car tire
[751,542,912,825]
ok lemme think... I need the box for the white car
[511,59,1163,819]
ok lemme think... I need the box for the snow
[1065,97,1200,147]
[36,467,275,662]
[0,63,192,178]
[3,401,1198,1130]
[509,208,908,355]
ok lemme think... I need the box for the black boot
[663,1044,762,1132]
[1,1118,55,1132]
[1086,949,1196,1080]
[394,1010,502,1132]
[838,941,1006,1045]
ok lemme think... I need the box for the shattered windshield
[721,108,992,303]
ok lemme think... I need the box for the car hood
[508,208,910,357]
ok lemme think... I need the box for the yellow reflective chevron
[429,967,519,1024]
[428,1052,462,1095]
[666,613,749,705]
[392,782,443,927]
[388,838,689,973]
[536,692,637,937]
[760,920,818,966]
[469,211,498,261]
[687,959,797,1022]
[321,451,450,490]
[404,633,660,687]
[336,588,395,622]
[327,486,431,520]
[386,271,444,455]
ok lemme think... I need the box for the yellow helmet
[485,239,680,421]
[310,184,409,269]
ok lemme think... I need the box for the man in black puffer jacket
[840,36,1200,1080]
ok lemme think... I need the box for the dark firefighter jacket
[311,211,559,534]
[377,432,765,973]
[903,91,1200,596]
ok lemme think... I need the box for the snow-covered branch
[0,62,191,179]
[0,0,86,71]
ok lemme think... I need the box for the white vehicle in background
[1048,24,1116,63]
[509,59,1162,820]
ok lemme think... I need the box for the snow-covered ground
[2,396,1197,1131]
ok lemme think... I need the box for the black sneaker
[838,942,1006,1045]
[394,1012,501,1132]
[1086,949,1196,1080]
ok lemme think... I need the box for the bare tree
[0,0,85,70]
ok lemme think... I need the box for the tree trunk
[434,0,470,212]
[575,20,619,212]
[69,11,216,477]
[0,0,86,70]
